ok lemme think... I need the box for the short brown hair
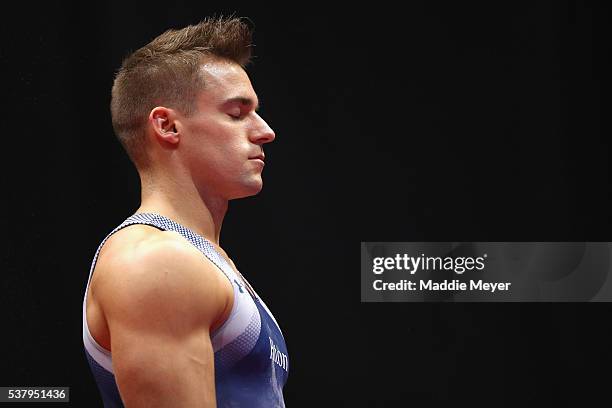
[110,16,253,168]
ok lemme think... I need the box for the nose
[250,113,276,145]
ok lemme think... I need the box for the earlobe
[160,126,180,145]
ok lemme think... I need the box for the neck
[135,169,228,245]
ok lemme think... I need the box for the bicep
[110,322,216,408]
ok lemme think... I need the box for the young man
[82,17,289,407]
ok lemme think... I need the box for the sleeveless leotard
[82,213,289,407]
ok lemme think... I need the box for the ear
[149,107,180,145]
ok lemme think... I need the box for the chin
[229,178,264,199]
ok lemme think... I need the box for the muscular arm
[96,235,229,407]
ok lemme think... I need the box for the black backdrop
[1,1,609,407]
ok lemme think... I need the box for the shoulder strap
[120,212,236,283]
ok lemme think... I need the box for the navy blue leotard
[82,213,289,407]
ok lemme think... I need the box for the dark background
[1,1,609,407]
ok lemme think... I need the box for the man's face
[178,59,275,200]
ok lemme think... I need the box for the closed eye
[223,96,260,121]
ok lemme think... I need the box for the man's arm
[95,235,229,407]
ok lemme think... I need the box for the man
[82,17,289,407]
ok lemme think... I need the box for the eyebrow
[223,96,261,111]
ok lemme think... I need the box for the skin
[85,58,275,407]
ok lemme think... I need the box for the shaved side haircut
[110,16,253,169]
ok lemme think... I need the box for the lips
[249,154,265,162]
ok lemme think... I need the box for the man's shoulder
[98,224,198,262]
[92,224,229,326]
[98,224,201,270]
